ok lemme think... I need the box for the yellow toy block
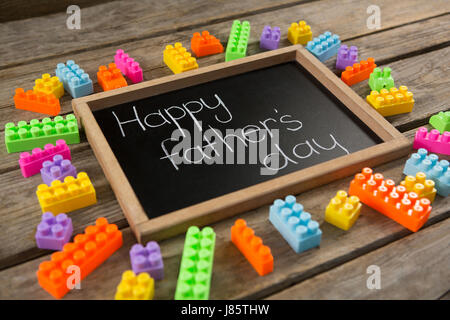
[400,172,437,203]
[163,42,198,74]
[115,270,154,300]
[325,190,361,231]
[33,74,64,99]
[36,172,97,214]
[366,86,414,117]
[288,21,312,45]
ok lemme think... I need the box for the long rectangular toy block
[341,58,376,86]
[231,219,273,276]
[325,190,361,231]
[306,31,341,62]
[56,60,93,98]
[348,167,432,232]
[36,172,97,214]
[130,241,164,280]
[336,45,358,70]
[175,226,215,300]
[260,25,281,50]
[37,217,122,299]
[97,63,128,91]
[400,172,437,202]
[225,20,250,62]
[413,127,450,155]
[36,212,73,251]
[33,74,64,99]
[115,270,154,300]
[163,43,199,74]
[287,20,312,45]
[4,114,79,153]
[366,86,414,117]
[41,154,77,185]
[14,88,60,116]
[369,67,395,91]
[191,31,224,57]
[114,49,143,83]
[269,195,322,253]
[429,111,450,134]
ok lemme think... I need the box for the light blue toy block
[306,31,341,62]
[56,60,93,98]
[269,195,322,253]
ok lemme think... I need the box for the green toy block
[225,20,250,62]
[429,111,450,134]
[4,114,80,153]
[175,226,215,300]
[369,67,395,91]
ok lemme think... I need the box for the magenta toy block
[260,25,281,50]
[336,45,358,70]
[19,139,71,178]
[413,127,450,156]
[40,154,77,185]
[35,212,73,250]
[114,49,143,84]
[130,241,164,280]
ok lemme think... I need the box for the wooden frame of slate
[72,45,410,243]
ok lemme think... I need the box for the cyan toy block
[225,20,250,61]
[306,31,341,62]
[130,241,164,280]
[260,25,280,50]
[40,154,77,185]
[429,111,450,134]
[56,60,93,98]
[35,212,73,250]
[369,67,395,91]
[336,45,358,70]
[269,195,322,253]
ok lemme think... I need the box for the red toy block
[97,63,128,91]
[341,58,376,86]
[348,167,431,232]
[14,88,60,116]
[191,31,224,58]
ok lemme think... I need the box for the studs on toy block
[336,45,358,70]
[341,58,376,86]
[33,74,64,99]
[55,60,93,98]
[366,86,414,117]
[35,212,73,250]
[260,25,281,50]
[225,20,251,61]
[325,191,361,231]
[191,31,224,57]
[306,31,341,62]
[164,43,199,74]
[130,241,164,280]
[369,67,395,91]
[97,63,128,91]
[400,172,437,202]
[287,20,312,45]
[14,88,60,116]
[429,111,450,134]
[40,154,77,186]
[413,127,450,156]
[115,270,154,300]
[114,49,143,83]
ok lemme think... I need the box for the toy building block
[97,63,128,91]
[366,86,414,117]
[130,241,164,280]
[175,226,215,300]
[429,111,450,134]
[191,31,224,57]
[306,31,341,62]
[287,20,312,45]
[336,45,358,70]
[115,270,154,300]
[14,88,60,116]
[400,172,437,203]
[413,127,450,155]
[325,190,361,231]
[269,195,322,253]
[341,58,376,86]
[37,217,122,299]
[114,49,144,83]
[348,167,432,232]
[35,212,73,251]
[369,67,395,91]
[33,74,64,99]
[4,114,79,153]
[40,154,77,185]
[260,25,281,50]
[36,172,97,214]
[231,219,273,276]
[163,43,199,74]
[225,20,251,62]
[55,60,93,98]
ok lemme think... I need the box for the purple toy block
[130,241,164,280]
[260,25,281,50]
[40,154,77,185]
[35,212,73,250]
[336,45,358,70]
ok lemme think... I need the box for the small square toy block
[429,111,450,134]
[130,241,164,280]
[114,49,144,83]
[97,63,128,91]
[40,154,77,186]
[115,270,154,300]
[190,31,224,58]
[231,219,273,276]
[306,31,341,62]
[413,127,450,155]
[325,190,361,231]
[269,195,322,254]
[37,217,123,299]
[369,67,395,91]
[366,86,414,117]
[33,73,64,99]
[348,167,432,232]
[36,172,97,214]
[400,172,437,203]
[175,226,215,300]
[55,60,94,98]
[35,212,73,251]
[225,20,251,62]
[4,114,80,153]
[336,45,358,70]
[287,20,312,45]
[14,88,60,116]
[260,25,281,51]
[163,42,199,74]
[341,58,376,86]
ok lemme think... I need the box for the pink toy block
[114,49,143,83]
[18,139,71,178]
[413,127,450,155]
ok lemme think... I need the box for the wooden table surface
[0,0,449,300]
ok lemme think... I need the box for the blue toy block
[306,31,341,62]
[56,60,93,98]
[269,195,322,253]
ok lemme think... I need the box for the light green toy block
[225,20,250,62]
[429,111,450,134]
[369,67,395,91]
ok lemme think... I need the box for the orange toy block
[37,217,123,299]
[191,31,224,57]
[341,58,376,86]
[14,88,60,116]
[97,63,128,91]
[231,219,273,276]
